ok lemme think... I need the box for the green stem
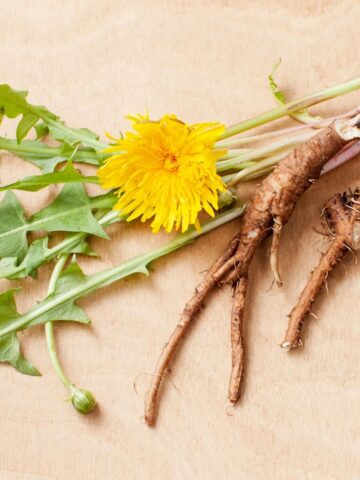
[218,148,253,160]
[0,205,246,337]
[45,255,72,388]
[217,106,360,149]
[220,76,360,140]
[217,130,313,172]
[45,256,98,414]
[225,150,289,186]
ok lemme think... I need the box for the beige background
[0,1,359,479]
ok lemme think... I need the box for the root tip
[228,388,241,405]
[144,415,155,427]
[280,340,296,351]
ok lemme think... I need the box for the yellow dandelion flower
[97,114,227,233]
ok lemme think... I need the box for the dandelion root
[228,277,247,404]
[144,116,360,426]
[281,190,360,350]
[144,234,241,426]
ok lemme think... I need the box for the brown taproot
[281,190,360,350]
[144,234,241,426]
[228,276,247,404]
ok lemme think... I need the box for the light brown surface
[0,1,359,479]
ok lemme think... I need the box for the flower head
[97,114,226,233]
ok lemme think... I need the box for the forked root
[228,277,248,404]
[281,191,360,350]
[144,235,241,426]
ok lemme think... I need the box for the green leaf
[0,290,40,375]
[0,160,98,192]
[0,87,38,118]
[69,238,98,257]
[0,257,18,278]
[52,260,88,293]
[0,183,107,261]
[34,122,49,138]
[30,299,90,327]
[30,183,108,238]
[18,261,90,329]
[0,137,67,172]
[268,59,322,124]
[0,191,28,260]
[49,126,100,149]
[16,112,39,142]
[0,85,55,140]
[0,137,107,173]
[0,84,106,149]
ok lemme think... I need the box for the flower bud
[218,189,237,210]
[70,386,96,415]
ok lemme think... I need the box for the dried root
[281,190,360,350]
[144,117,360,426]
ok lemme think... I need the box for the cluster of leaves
[0,182,120,373]
[0,84,108,189]
[0,84,119,376]
[0,84,105,149]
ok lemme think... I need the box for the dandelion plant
[0,68,360,420]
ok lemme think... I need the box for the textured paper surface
[0,1,359,479]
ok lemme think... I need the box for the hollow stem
[219,76,360,140]
[43,210,121,413]
[216,106,360,149]
[217,131,313,172]
[45,255,72,389]
[223,135,360,187]
[218,148,254,160]
[44,208,122,382]
[45,254,98,415]
[226,150,291,187]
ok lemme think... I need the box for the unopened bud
[70,386,96,415]
[218,189,237,210]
